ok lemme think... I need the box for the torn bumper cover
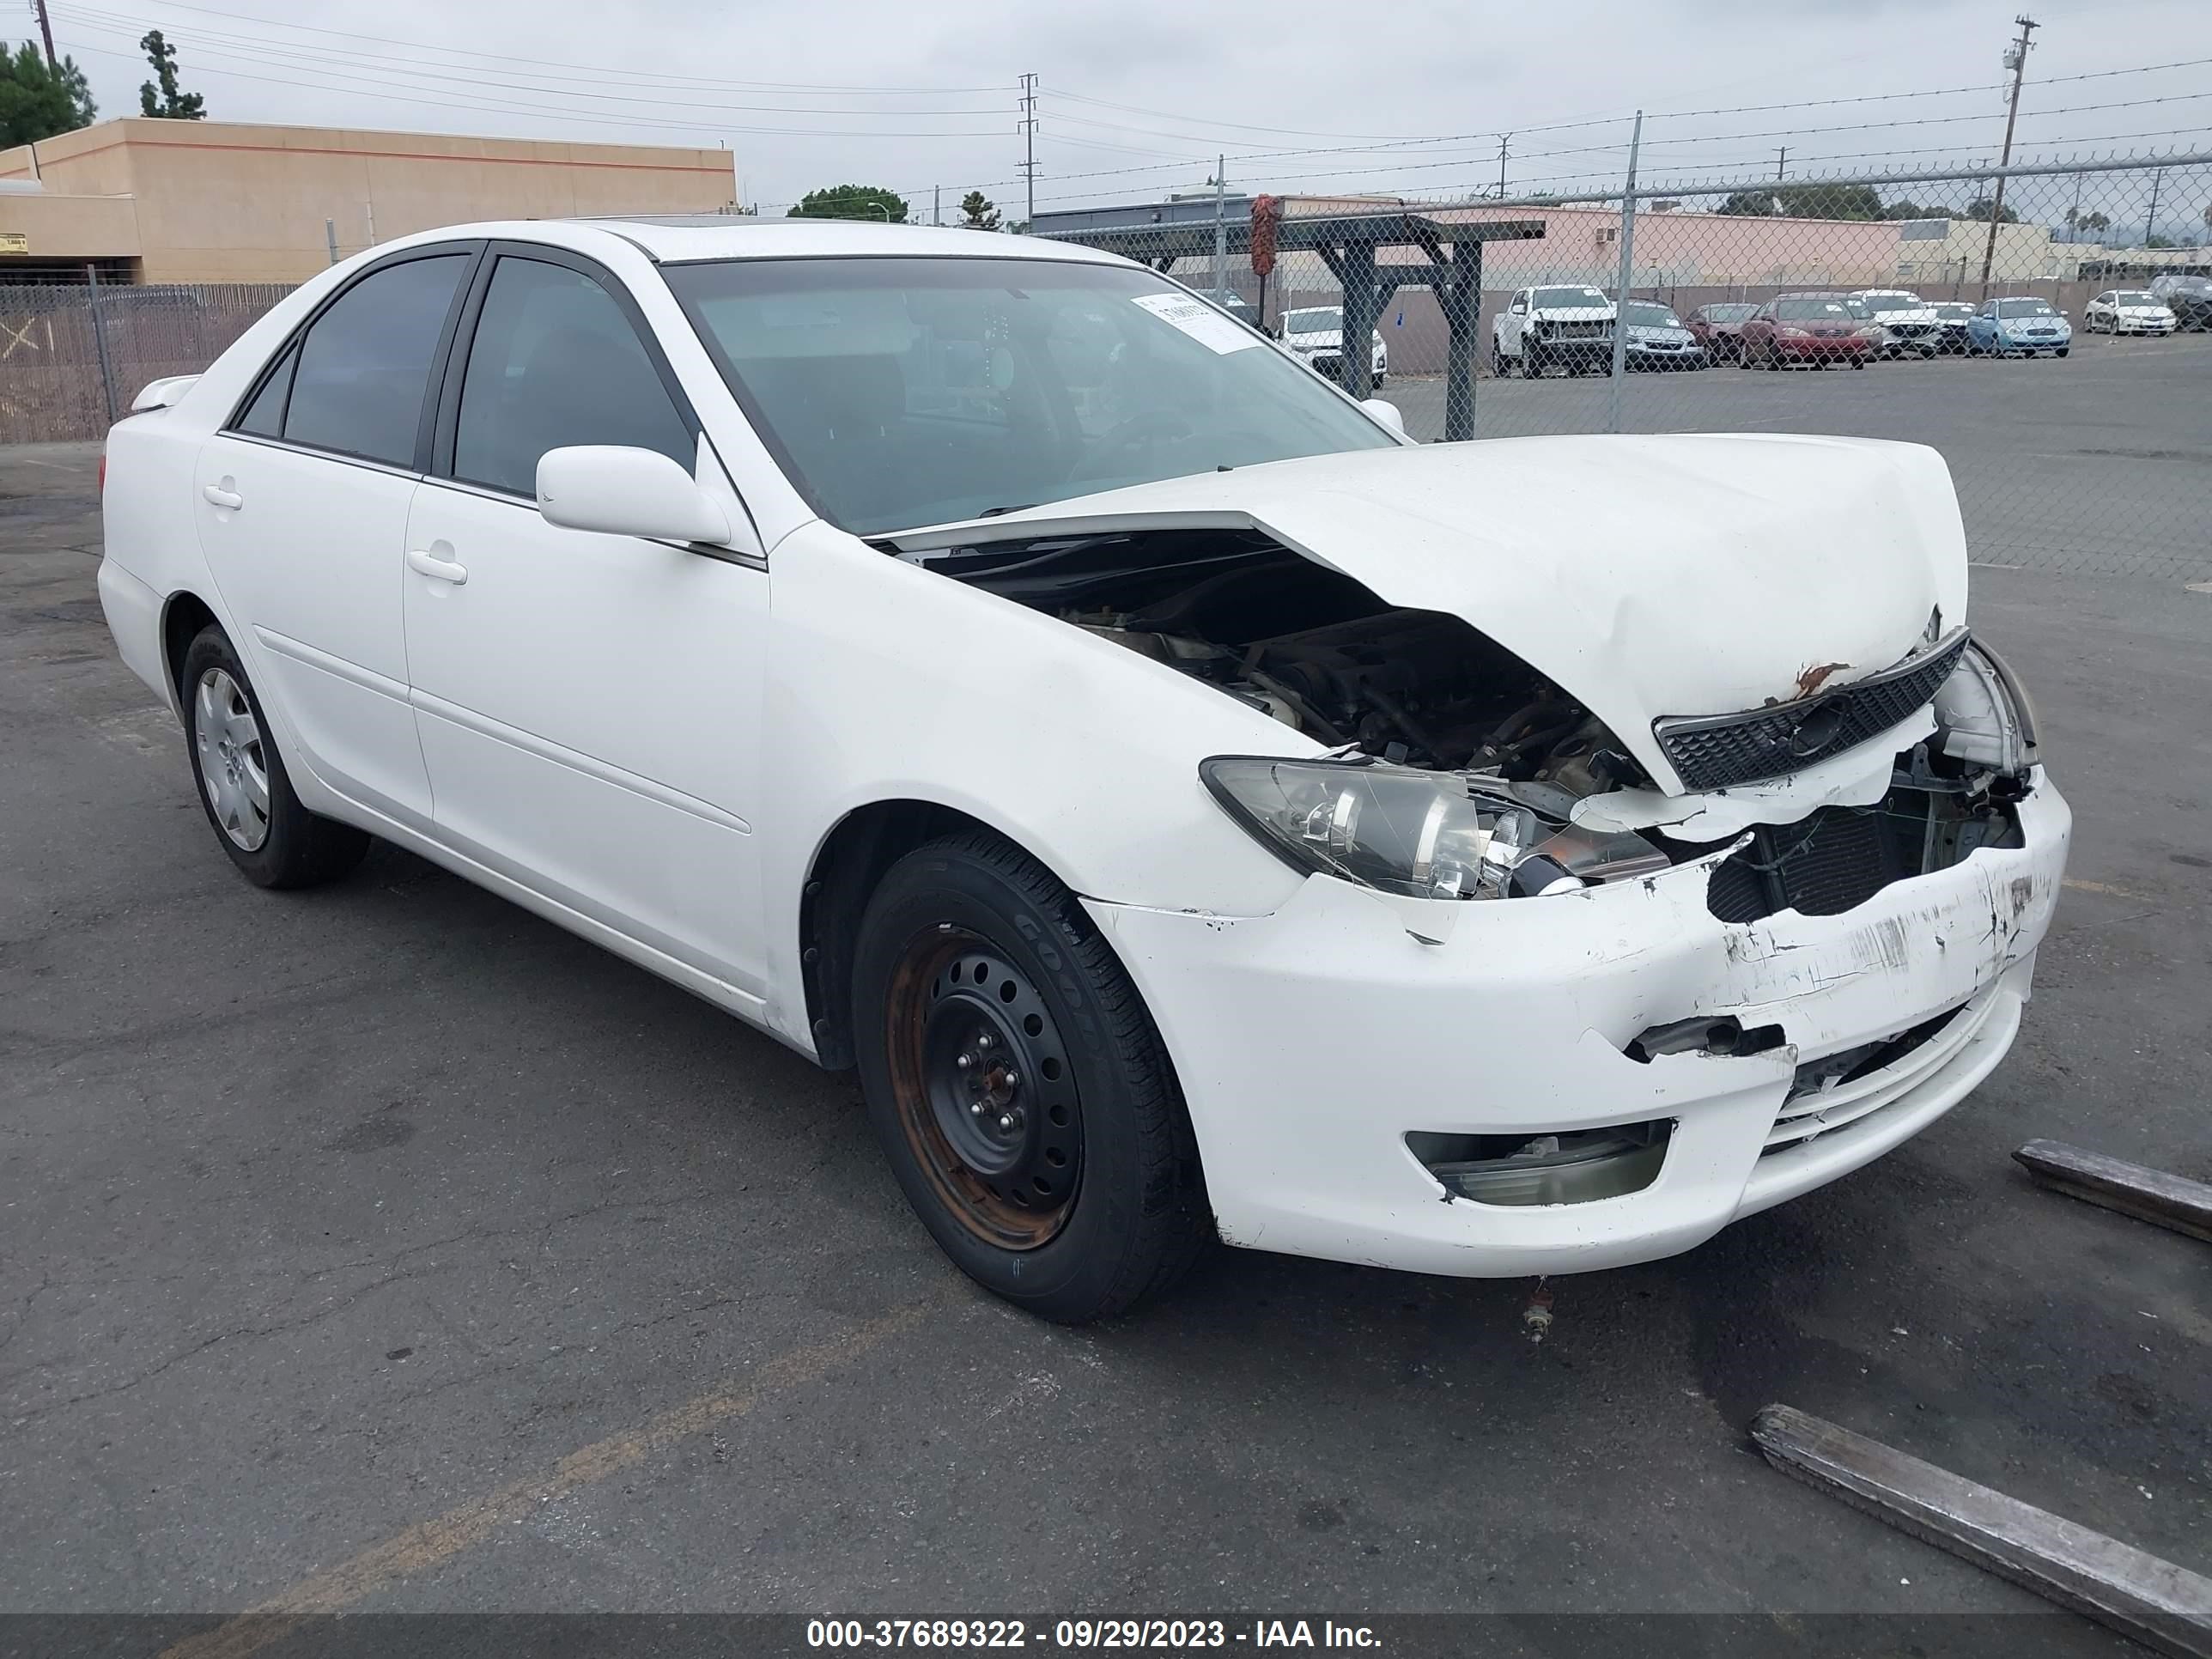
[1086,774,2069,1279]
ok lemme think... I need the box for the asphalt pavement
[1,436,2207,1643]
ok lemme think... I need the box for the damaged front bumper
[1087,773,2069,1279]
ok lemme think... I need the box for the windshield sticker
[1130,292,1262,354]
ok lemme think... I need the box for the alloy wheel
[194,666,270,851]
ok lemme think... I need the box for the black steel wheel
[887,931,1085,1249]
[851,832,1210,1322]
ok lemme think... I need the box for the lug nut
[1003,1071,1019,1089]
[970,1101,984,1115]
[998,1114,1014,1132]
[977,1033,993,1050]
[956,1053,972,1070]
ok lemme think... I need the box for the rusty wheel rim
[884,928,1084,1250]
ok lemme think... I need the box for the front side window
[281,253,470,467]
[665,256,1396,536]
[453,257,695,498]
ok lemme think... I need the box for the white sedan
[98,218,2069,1322]
[2081,289,2177,335]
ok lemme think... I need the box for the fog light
[1407,1121,1673,1206]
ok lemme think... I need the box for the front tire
[851,833,1210,1323]
[180,626,370,890]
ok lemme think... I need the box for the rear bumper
[1088,775,2069,1279]
[96,556,174,714]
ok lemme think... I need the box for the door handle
[203,483,243,510]
[406,547,468,585]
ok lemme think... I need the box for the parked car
[1966,296,2071,357]
[1737,294,1879,368]
[2082,289,2178,336]
[1491,283,1615,376]
[96,218,2068,1322]
[1844,289,1943,358]
[1929,301,1978,354]
[1277,305,1387,385]
[1620,300,1706,369]
[2147,273,2212,331]
[1685,301,1759,362]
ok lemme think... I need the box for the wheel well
[161,591,219,706]
[801,800,1017,1071]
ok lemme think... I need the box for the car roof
[362,216,1137,270]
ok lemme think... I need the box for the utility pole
[1209,155,1228,301]
[1606,111,1643,434]
[1018,72,1039,228]
[1497,134,1510,198]
[2144,166,2165,247]
[1775,146,1787,180]
[933,185,941,227]
[1978,14,2038,298]
[33,0,58,66]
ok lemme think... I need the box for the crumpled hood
[890,434,1970,794]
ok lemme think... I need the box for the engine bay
[907,526,2029,914]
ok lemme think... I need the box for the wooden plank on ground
[2014,1139,2212,1243]
[1751,1405,2212,1659]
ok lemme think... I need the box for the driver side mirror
[536,446,729,544]
[1360,398,1407,438]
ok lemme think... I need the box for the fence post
[1606,111,1644,434]
[85,263,118,426]
[326,218,340,265]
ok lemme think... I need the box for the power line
[50,0,1010,93]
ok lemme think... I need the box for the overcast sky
[28,0,2212,227]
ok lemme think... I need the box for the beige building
[0,118,738,283]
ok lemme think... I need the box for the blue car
[1966,296,2072,358]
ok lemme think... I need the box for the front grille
[1547,321,1607,339]
[1888,323,1934,337]
[1655,629,1971,792]
[1760,997,1986,1156]
[1705,805,1901,922]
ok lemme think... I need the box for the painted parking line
[158,1298,942,1659]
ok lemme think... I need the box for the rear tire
[851,833,1211,1323]
[179,626,370,890]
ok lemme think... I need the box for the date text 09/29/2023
[805,1618,1382,1648]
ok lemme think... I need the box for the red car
[1686,302,1759,362]
[1737,295,1880,368]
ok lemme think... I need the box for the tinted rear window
[283,254,470,467]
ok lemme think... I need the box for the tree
[1717,182,1884,221]
[787,184,908,222]
[1961,195,2019,224]
[138,29,205,119]
[1,39,97,147]
[1882,200,1952,222]
[957,191,1001,231]
[2062,207,2112,244]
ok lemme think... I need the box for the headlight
[1200,757,1586,901]
[1933,642,2039,776]
[1856,325,1887,339]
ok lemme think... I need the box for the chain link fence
[0,282,291,446]
[1042,154,2212,580]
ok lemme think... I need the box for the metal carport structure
[1037,210,1546,441]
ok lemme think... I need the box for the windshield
[1774,298,1852,319]
[2160,276,2212,294]
[1856,294,1923,313]
[1698,304,1757,322]
[1625,302,1681,327]
[665,257,1396,536]
[1533,287,1609,309]
[1934,304,1974,318]
[1996,298,2057,317]
[1284,307,1342,335]
[2112,291,2158,305]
